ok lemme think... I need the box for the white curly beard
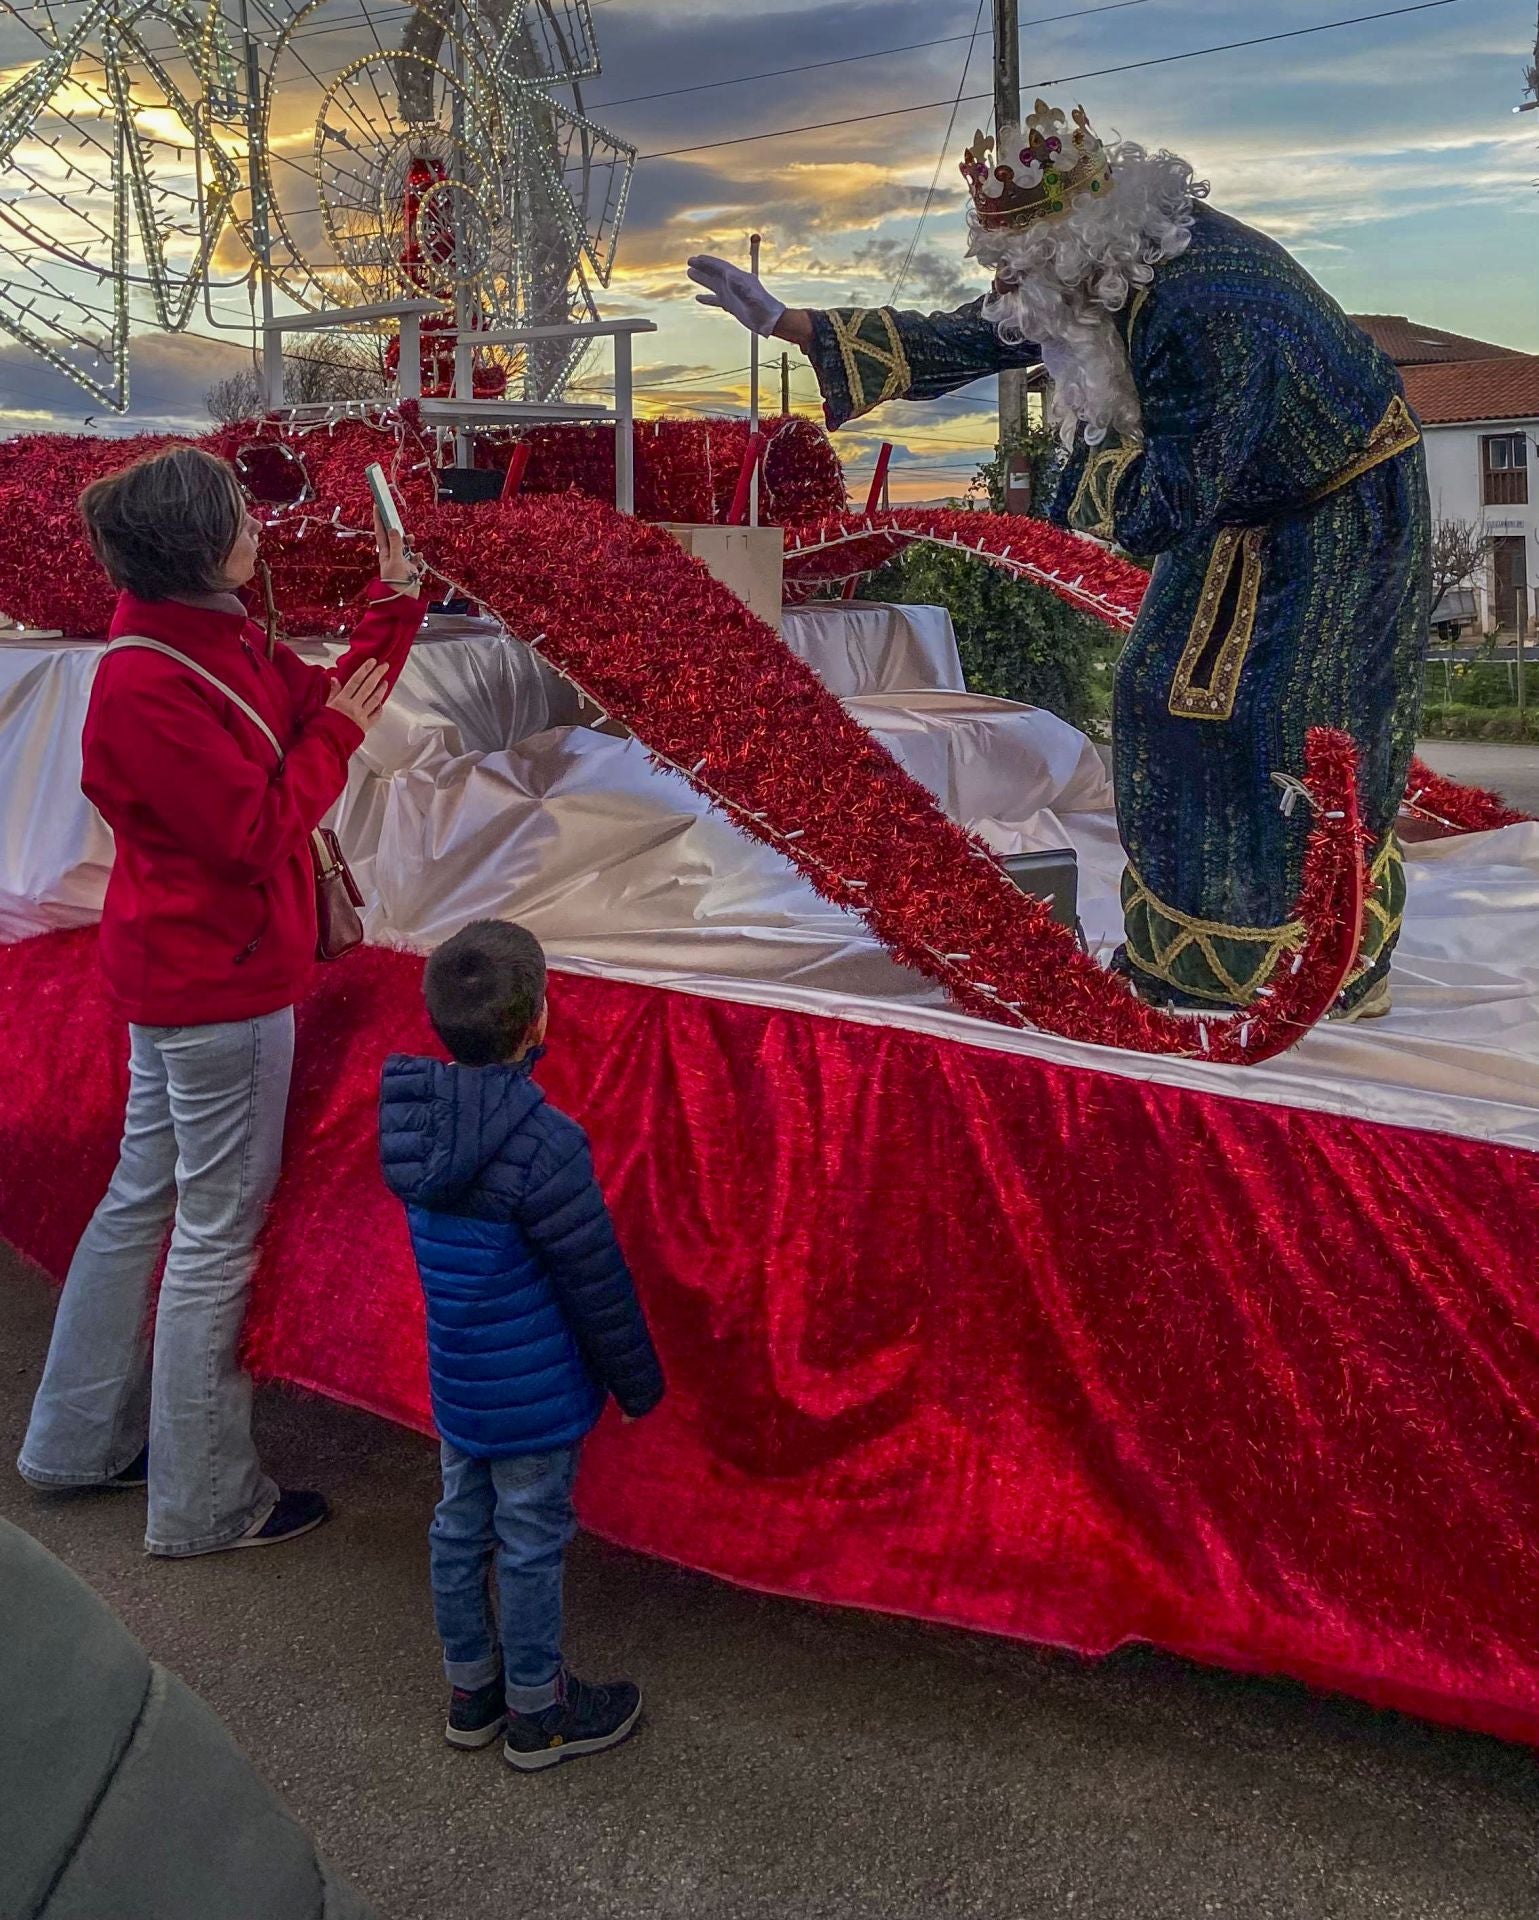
[968,144,1206,448]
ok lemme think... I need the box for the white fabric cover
[0,643,114,942]
[778,601,965,696]
[2,626,1538,1152]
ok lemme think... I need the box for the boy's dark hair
[425,920,547,1067]
[78,445,246,601]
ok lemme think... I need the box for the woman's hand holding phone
[374,505,423,597]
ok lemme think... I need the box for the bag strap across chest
[105,634,285,770]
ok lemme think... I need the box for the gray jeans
[19,1010,294,1555]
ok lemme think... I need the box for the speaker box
[437,466,505,505]
[1000,846,1079,931]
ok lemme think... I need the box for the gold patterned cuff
[1066,441,1140,541]
[826,309,913,423]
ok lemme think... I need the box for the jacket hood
[381,1054,546,1208]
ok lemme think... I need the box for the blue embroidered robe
[805,203,1430,1008]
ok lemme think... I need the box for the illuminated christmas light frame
[0,0,636,409]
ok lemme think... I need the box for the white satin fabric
[0,641,115,941]
[779,601,965,697]
[844,691,1112,856]
[2,611,1538,1151]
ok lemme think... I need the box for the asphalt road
[1090,739,1539,821]
[1412,740,1539,817]
[4,1251,1538,1920]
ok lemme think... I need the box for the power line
[890,0,988,305]
[586,0,1147,114]
[637,0,1466,161]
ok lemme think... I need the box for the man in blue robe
[688,102,1429,1016]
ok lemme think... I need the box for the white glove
[686,255,787,338]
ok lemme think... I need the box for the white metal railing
[259,307,659,515]
[429,318,658,515]
[259,300,447,410]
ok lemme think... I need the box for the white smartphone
[365,461,405,540]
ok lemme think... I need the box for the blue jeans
[430,1441,581,1714]
[19,1012,292,1555]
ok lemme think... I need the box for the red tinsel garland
[478,413,848,527]
[1403,755,1534,832]
[0,432,182,635]
[402,492,1365,1063]
[782,507,1149,628]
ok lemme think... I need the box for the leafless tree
[204,331,391,424]
[1429,517,1492,617]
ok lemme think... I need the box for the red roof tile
[1350,314,1521,366]
[1400,356,1539,426]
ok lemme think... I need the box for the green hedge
[866,542,1105,731]
[1419,702,1539,743]
[1422,660,1539,710]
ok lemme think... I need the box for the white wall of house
[1421,417,1539,633]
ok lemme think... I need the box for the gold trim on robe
[1121,862,1305,1004]
[1067,440,1142,542]
[828,310,914,422]
[1309,394,1421,504]
[1168,527,1265,721]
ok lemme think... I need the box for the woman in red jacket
[18,445,427,1556]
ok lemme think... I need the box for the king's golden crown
[960,100,1113,231]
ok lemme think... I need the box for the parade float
[0,0,1537,1749]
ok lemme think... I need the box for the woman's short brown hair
[78,445,246,601]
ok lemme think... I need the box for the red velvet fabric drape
[3,929,1538,1745]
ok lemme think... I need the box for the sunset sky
[0,0,1533,500]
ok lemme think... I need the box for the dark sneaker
[504,1672,642,1772]
[108,1449,148,1488]
[231,1489,330,1550]
[446,1679,507,1750]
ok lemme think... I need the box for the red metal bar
[726,432,766,526]
[500,442,532,502]
[864,442,893,516]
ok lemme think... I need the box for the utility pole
[993,0,1034,513]
[781,350,790,415]
[993,0,1019,135]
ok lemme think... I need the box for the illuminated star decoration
[0,0,241,409]
[257,0,635,402]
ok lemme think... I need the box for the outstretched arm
[272,507,428,726]
[687,253,1036,432]
[798,298,1038,431]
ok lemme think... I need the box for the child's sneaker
[503,1671,642,1771]
[445,1678,507,1750]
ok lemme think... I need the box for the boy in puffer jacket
[380,920,665,1771]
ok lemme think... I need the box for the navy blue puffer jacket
[379,1053,664,1458]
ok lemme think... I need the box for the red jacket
[83,583,426,1027]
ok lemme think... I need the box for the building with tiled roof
[1401,356,1539,428]
[1399,352,1539,635]
[1349,314,1521,368]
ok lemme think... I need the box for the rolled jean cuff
[445,1654,502,1691]
[506,1669,562,1715]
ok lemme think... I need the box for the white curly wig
[968,143,1207,448]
